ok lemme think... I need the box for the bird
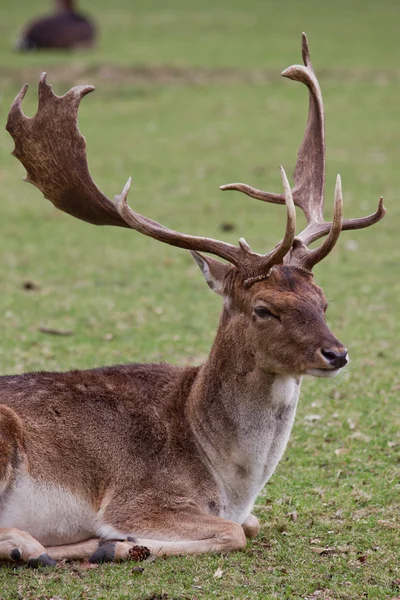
[16,0,95,51]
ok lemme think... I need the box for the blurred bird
[16,0,95,51]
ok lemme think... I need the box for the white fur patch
[96,523,126,541]
[218,375,301,524]
[0,474,97,546]
[270,374,297,406]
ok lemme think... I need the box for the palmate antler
[6,34,385,280]
[6,74,295,281]
[221,33,386,270]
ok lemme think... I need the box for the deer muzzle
[320,347,348,369]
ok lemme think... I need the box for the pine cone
[128,545,151,562]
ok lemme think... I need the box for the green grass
[0,0,399,598]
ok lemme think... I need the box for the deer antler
[6,73,296,280]
[221,33,386,270]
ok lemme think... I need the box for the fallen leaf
[305,414,322,422]
[311,547,334,555]
[213,567,223,579]
[349,431,372,443]
[388,440,400,448]
[335,448,348,456]
[219,222,235,232]
[378,520,400,530]
[39,326,73,336]
[351,489,371,502]
[253,504,272,511]
[22,281,40,291]
[132,566,144,574]
[357,555,368,563]
[78,560,99,570]
[336,546,352,554]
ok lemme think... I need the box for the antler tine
[282,32,325,223]
[116,165,295,276]
[296,196,386,247]
[264,166,296,265]
[220,32,324,221]
[219,183,285,206]
[301,174,343,270]
[114,179,258,271]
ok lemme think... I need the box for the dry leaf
[39,326,73,336]
[311,547,334,555]
[213,567,223,579]
[349,431,372,443]
[132,566,144,574]
[336,546,352,554]
[351,489,371,502]
[305,414,322,422]
[388,440,400,447]
[378,520,400,530]
[22,281,40,291]
[357,555,368,563]
[335,448,348,456]
[219,222,235,232]
[78,560,99,570]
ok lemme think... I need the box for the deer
[16,1,95,52]
[0,34,385,567]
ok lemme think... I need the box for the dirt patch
[2,63,400,88]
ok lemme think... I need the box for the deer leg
[41,513,248,563]
[99,510,247,558]
[46,537,146,563]
[242,513,260,538]
[0,528,56,567]
[0,536,147,565]
[0,410,57,567]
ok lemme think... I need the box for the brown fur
[0,266,346,564]
[2,34,384,565]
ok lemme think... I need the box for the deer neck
[188,309,302,523]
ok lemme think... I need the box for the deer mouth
[306,367,344,378]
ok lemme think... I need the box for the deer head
[6,34,385,378]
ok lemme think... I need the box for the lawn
[0,0,399,598]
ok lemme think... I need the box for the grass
[0,0,399,598]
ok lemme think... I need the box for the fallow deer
[1,34,385,566]
[16,1,95,52]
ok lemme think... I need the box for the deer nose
[321,348,348,369]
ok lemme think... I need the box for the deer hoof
[88,540,117,564]
[27,553,57,568]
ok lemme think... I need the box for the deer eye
[254,306,279,320]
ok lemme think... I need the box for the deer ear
[190,251,231,296]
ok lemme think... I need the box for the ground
[0,0,399,598]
